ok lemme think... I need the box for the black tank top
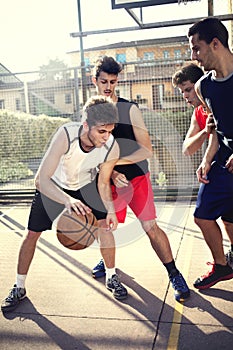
[113,97,149,180]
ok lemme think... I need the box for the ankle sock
[164,260,179,276]
[106,268,116,280]
[16,274,27,289]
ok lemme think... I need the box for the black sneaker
[226,249,233,265]
[92,259,106,278]
[1,284,26,312]
[194,262,233,290]
[169,271,190,302]
[106,274,128,300]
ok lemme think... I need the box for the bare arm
[194,79,220,183]
[196,130,219,183]
[115,104,152,165]
[183,111,209,156]
[35,127,91,215]
[98,141,120,230]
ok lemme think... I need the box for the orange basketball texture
[57,210,98,250]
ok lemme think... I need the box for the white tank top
[52,122,115,191]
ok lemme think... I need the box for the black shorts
[28,181,107,232]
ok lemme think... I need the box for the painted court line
[167,220,194,349]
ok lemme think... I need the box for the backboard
[111,0,180,9]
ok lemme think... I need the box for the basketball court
[0,201,232,349]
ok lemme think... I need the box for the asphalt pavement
[0,201,232,350]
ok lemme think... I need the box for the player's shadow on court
[199,287,233,302]
[1,214,232,348]
[116,268,169,320]
[119,267,233,321]
[117,270,233,349]
[2,298,91,350]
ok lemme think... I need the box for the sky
[0,0,227,73]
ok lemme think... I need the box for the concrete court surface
[0,201,232,350]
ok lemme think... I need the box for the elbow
[147,149,153,159]
[183,149,190,156]
[35,174,40,190]
[146,145,153,159]
[182,145,193,157]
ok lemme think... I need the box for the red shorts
[112,172,156,223]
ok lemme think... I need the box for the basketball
[56,210,98,250]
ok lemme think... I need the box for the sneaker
[226,249,233,265]
[169,272,190,302]
[194,262,233,290]
[1,284,26,312]
[92,259,106,278]
[106,274,128,300]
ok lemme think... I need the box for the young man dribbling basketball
[1,95,127,312]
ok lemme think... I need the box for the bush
[0,110,69,160]
[0,159,33,183]
[0,110,69,183]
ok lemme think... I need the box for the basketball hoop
[178,0,201,4]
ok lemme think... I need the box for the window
[163,51,169,60]
[84,57,90,72]
[65,93,72,104]
[15,98,21,111]
[0,100,5,109]
[143,52,154,61]
[116,54,126,63]
[174,49,182,59]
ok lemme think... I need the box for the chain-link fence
[0,58,202,200]
[1,1,232,201]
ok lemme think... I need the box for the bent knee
[141,219,157,233]
[222,220,233,230]
[25,230,42,242]
[194,216,205,227]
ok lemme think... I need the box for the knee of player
[141,219,157,233]
[24,230,42,243]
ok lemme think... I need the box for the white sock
[16,274,27,289]
[106,268,116,280]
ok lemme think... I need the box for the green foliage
[0,159,33,183]
[0,110,69,160]
[160,109,193,139]
[0,110,69,183]
[39,58,71,80]
[142,108,192,140]
[156,171,168,189]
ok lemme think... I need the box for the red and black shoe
[194,262,233,290]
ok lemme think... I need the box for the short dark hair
[188,17,229,49]
[172,63,204,87]
[93,56,123,79]
[83,95,119,128]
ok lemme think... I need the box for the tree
[39,58,71,80]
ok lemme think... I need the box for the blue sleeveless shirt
[200,71,233,165]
